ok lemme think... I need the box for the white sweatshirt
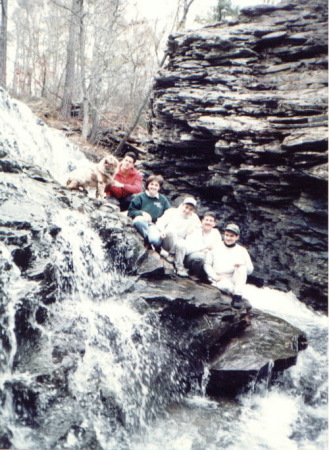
[204,242,253,280]
[156,206,201,239]
[185,228,222,255]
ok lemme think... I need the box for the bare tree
[0,0,8,88]
[61,0,83,120]
[5,0,196,143]
[177,0,196,30]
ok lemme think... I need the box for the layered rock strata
[146,0,328,310]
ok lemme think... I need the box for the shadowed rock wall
[146,0,328,310]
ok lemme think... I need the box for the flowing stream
[0,90,328,449]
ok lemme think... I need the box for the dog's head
[100,155,119,176]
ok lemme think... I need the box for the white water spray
[0,89,88,184]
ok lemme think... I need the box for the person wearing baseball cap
[182,196,197,208]
[204,223,253,309]
[156,196,201,277]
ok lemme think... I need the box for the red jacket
[104,164,143,199]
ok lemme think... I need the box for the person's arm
[185,214,202,237]
[206,229,222,251]
[128,194,144,219]
[104,181,113,195]
[122,170,143,196]
[156,208,172,236]
[105,170,143,198]
[245,249,254,275]
[204,250,217,282]
[162,196,171,212]
[104,173,121,197]
[185,228,204,254]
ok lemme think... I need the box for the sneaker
[143,238,152,250]
[160,249,169,258]
[165,254,175,264]
[189,274,199,282]
[231,294,243,309]
[176,268,189,278]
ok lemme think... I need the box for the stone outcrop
[146,0,328,311]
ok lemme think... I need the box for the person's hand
[160,232,167,238]
[215,274,225,282]
[112,180,124,188]
[142,211,152,222]
[186,225,195,235]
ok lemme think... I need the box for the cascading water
[0,208,190,449]
[0,89,200,448]
[0,89,328,449]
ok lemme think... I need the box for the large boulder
[207,310,308,396]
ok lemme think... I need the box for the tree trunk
[78,3,89,139]
[89,106,100,144]
[61,0,82,120]
[177,0,196,30]
[113,52,168,156]
[0,0,8,88]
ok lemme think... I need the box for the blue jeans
[133,217,162,249]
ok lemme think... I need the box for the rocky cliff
[145,0,328,310]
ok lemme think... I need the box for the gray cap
[225,223,240,235]
[182,196,197,208]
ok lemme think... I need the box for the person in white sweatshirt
[204,223,253,308]
[156,197,201,277]
[184,211,222,279]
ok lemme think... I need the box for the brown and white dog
[66,154,119,198]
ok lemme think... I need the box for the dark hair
[145,174,164,189]
[124,152,137,163]
[203,211,217,220]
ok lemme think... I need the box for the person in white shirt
[184,211,222,280]
[156,197,201,278]
[204,223,253,308]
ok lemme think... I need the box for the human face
[121,155,135,173]
[147,180,160,196]
[181,203,195,217]
[224,230,239,246]
[202,215,216,233]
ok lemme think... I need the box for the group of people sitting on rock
[104,151,253,309]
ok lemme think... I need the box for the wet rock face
[147,0,328,310]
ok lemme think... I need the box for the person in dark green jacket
[128,175,170,251]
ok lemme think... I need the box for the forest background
[0,0,278,148]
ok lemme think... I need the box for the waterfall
[0,89,197,449]
[0,191,191,449]
[0,88,88,184]
[0,89,327,449]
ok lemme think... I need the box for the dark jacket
[128,192,170,222]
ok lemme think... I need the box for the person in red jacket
[104,151,143,211]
